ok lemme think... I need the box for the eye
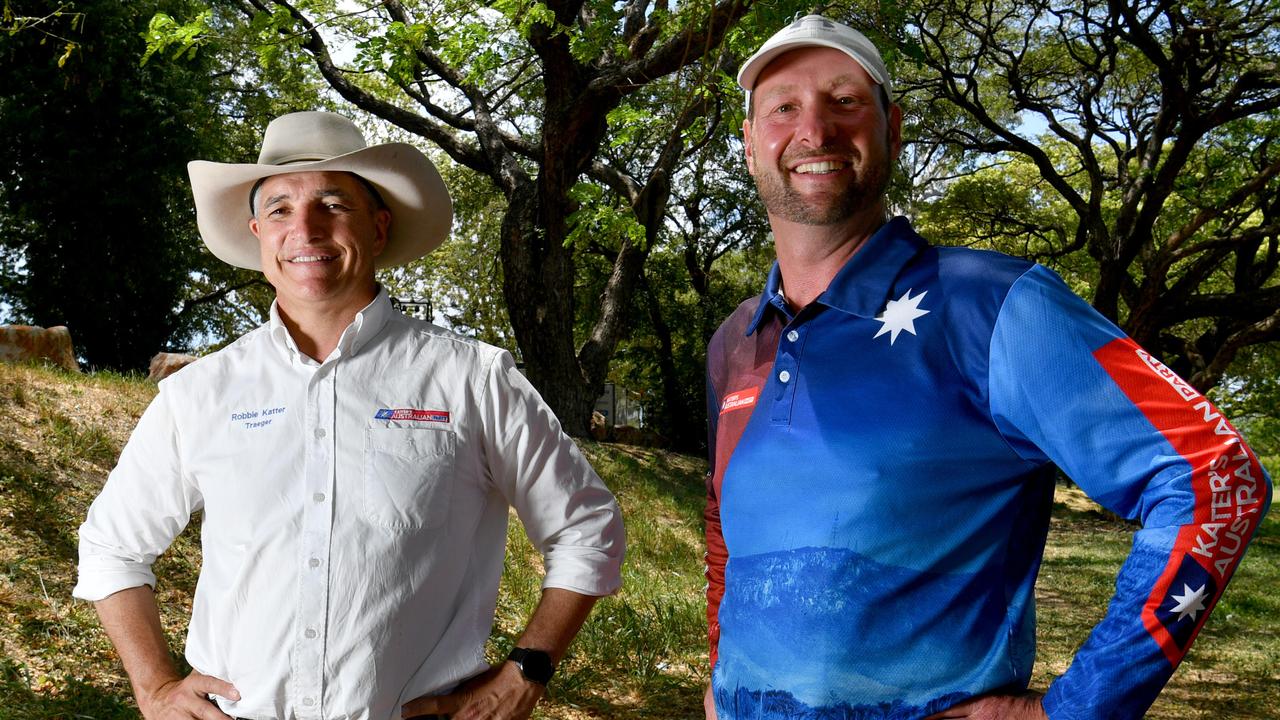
[772,102,796,115]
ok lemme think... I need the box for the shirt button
[787,330,799,343]
[309,557,320,568]
[303,697,315,706]
[778,370,792,383]
[314,427,326,439]
[313,492,326,503]
[305,627,317,639]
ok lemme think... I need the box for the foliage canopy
[135,0,821,438]
[0,0,232,370]
[896,0,1280,394]
[129,0,1280,450]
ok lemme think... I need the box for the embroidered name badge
[374,408,451,423]
[719,388,759,415]
[230,406,286,429]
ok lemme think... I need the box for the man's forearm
[512,587,599,664]
[96,585,240,720]
[94,585,184,702]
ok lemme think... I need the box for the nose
[793,103,838,147]
[288,203,329,241]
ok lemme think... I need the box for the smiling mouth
[286,255,337,263]
[793,160,848,175]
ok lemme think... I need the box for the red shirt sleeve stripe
[1093,337,1268,666]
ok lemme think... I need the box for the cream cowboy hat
[188,111,453,271]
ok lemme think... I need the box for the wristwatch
[507,647,555,686]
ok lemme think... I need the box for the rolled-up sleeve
[478,351,625,597]
[74,383,202,601]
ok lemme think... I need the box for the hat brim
[188,143,453,271]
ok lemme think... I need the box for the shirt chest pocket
[364,426,456,531]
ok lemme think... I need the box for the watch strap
[507,646,555,685]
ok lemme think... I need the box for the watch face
[512,648,554,684]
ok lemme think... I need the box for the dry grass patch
[0,362,172,719]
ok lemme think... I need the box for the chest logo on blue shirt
[874,288,930,345]
[719,387,760,415]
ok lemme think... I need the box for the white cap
[737,15,893,112]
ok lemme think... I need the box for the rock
[0,325,79,372]
[147,352,198,382]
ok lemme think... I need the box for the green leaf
[139,10,212,66]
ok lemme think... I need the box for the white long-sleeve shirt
[74,290,625,720]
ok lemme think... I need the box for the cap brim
[188,143,453,271]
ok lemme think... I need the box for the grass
[0,361,1276,718]
[490,444,712,718]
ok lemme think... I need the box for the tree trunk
[641,276,704,451]
[498,181,599,436]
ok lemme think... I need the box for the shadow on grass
[0,447,80,564]
[1050,499,1128,526]
[583,443,705,520]
[0,659,137,720]
[1049,477,1135,530]
[554,680,703,719]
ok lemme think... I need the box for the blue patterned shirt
[704,217,1271,719]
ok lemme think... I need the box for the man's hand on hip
[138,669,238,720]
[401,662,544,720]
[923,692,1047,720]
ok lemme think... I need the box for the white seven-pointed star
[874,289,931,345]
[1168,583,1208,622]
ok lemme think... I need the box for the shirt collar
[746,216,926,335]
[746,262,792,334]
[267,286,394,363]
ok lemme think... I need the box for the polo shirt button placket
[770,321,807,425]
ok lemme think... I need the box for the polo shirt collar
[746,263,791,334]
[746,216,926,335]
[268,286,393,363]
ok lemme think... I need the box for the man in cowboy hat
[703,14,1270,720]
[74,111,625,720]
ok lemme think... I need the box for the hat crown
[788,15,878,55]
[790,14,841,33]
[257,111,369,166]
[737,14,893,105]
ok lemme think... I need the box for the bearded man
[703,15,1271,720]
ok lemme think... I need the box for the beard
[751,143,891,226]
